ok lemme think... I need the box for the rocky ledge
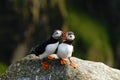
[0,54,120,80]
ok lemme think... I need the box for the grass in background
[0,62,7,76]
[66,8,114,66]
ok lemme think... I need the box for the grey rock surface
[0,54,120,80]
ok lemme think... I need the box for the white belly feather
[39,42,59,59]
[57,43,73,58]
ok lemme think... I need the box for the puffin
[30,30,64,70]
[57,31,77,68]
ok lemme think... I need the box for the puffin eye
[70,35,72,38]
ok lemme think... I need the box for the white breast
[39,42,59,59]
[57,43,73,58]
[46,42,59,53]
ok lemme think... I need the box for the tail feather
[29,47,38,55]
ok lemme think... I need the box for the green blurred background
[0,0,120,75]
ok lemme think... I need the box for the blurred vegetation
[67,9,113,66]
[0,62,7,76]
[0,0,120,75]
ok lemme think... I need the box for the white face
[52,30,62,39]
[66,32,75,41]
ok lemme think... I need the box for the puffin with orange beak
[57,31,77,68]
[30,30,64,70]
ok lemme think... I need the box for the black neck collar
[63,40,73,45]
[49,36,59,43]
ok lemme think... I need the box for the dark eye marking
[69,35,72,38]
[68,32,73,35]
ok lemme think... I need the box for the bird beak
[62,31,67,42]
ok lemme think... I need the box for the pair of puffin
[30,30,77,70]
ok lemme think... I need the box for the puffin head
[66,31,75,41]
[52,30,63,39]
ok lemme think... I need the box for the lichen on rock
[0,54,120,80]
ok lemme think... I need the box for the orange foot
[70,61,77,68]
[60,58,67,65]
[47,55,54,60]
[41,62,49,70]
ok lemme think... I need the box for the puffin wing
[30,39,51,56]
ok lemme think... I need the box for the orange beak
[62,31,67,42]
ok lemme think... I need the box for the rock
[0,54,120,80]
